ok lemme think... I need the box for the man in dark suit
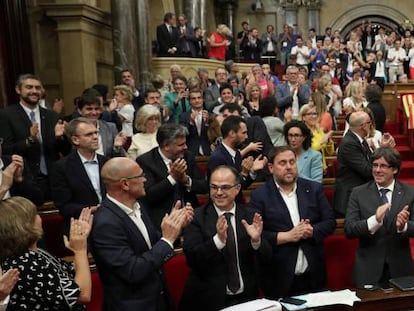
[177,14,196,57]
[0,74,70,199]
[345,147,414,287]
[250,146,335,298]
[180,166,271,310]
[137,123,208,228]
[220,103,273,159]
[334,111,374,217]
[204,67,228,112]
[179,89,211,156]
[275,65,311,120]
[156,12,180,57]
[51,118,108,236]
[207,115,268,203]
[91,157,193,311]
[77,89,126,157]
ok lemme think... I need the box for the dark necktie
[379,188,390,204]
[224,212,240,293]
[30,111,48,175]
[361,140,371,161]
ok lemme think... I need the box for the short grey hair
[156,123,188,147]
[135,104,161,132]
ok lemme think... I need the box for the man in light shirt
[290,36,310,68]
[388,39,407,82]
[345,147,414,288]
[250,145,335,298]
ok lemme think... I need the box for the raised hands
[161,201,193,244]
[64,207,93,253]
[375,203,391,223]
[396,205,410,231]
[242,212,263,243]
[169,158,189,184]
[0,265,19,301]
[54,119,66,138]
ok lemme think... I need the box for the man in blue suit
[275,65,311,120]
[250,145,335,298]
[91,157,193,311]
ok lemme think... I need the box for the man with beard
[207,116,268,203]
[137,123,208,228]
[0,74,70,200]
[250,145,335,298]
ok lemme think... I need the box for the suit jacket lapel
[153,149,169,177]
[70,152,99,197]
[390,181,405,216]
[15,104,33,131]
[267,180,294,228]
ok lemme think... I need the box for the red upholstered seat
[86,271,103,311]
[164,253,191,310]
[324,235,358,289]
[40,213,71,258]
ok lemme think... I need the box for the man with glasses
[91,157,193,311]
[334,111,395,217]
[275,65,310,120]
[137,123,208,229]
[345,147,414,288]
[204,67,229,112]
[180,165,271,310]
[51,117,108,236]
[250,145,335,298]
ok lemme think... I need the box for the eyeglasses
[119,172,146,181]
[74,131,98,138]
[372,163,392,170]
[288,134,303,139]
[210,184,239,192]
[305,112,318,116]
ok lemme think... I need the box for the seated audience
[0,197,92,310]
[213,84,250,118]
[284,120,323,183]
[204,67,228,112]
[245,82,262,116]
[128,105,161,160]
[180,165,271,310]
[345,147,414,288]
[143,88,170,124]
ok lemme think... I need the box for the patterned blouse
[2,248,85,310]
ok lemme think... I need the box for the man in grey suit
[204,67,229,112]
[345,147,414,288]
[77,89,126,158]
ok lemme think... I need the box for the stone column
[111,0,138,85]
[284,1,298,27]
[184,0,206,29]
[136,0,152,89]
[306,0,321,34]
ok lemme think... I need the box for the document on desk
[220,298,282,311]
[280,289,361,311]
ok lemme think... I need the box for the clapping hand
[242,213,263,243]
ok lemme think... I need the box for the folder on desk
[389,276,414,291]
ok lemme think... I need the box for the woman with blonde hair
[245,82,262,116]
[113,84,135,138]
[299,103,333,171]
[311,91,333,132]
[207,24,232,61]
[127,105,161,160]
[0,196,92,310]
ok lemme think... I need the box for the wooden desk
[298,288,414,311]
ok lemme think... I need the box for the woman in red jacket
[208,24,232,61]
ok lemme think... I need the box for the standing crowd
[0,12,414,311]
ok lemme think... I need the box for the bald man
[334,111,395,217]
[90,157,193,311]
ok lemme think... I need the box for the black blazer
[91,198,174,311]
[180,203,272,310]
[137,148,208,228]
[345,180,414,287]
[179,111,211,156]
[156,24,180,57]
[250,178,335,298]
[50,151,108,235]
[334,130,373,216]
[0,104,71,177]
